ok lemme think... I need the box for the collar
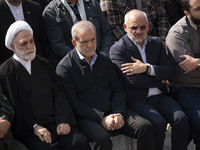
[13,54,32,74]
[75,49,97,65]
[187,16,199,31]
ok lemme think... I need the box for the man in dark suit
[109,10,189,150]
[0,0,55,66]
[56,20,155,150]
[0,20,90,150]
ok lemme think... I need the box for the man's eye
[140,26,146,30]
[20,42,27,46]
[131,26,138,30]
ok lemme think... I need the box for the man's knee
[60,127,90,150]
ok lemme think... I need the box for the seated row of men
[0,1,200,150]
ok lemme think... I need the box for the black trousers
[78,110,155,150]
[140,94,189,150]
[19,127,90,150]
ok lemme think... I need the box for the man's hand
[101,114,116,131]
[179,55,199,74]
[101,114,125,131]
[0,115,10,138]
[113,113,125,130]
[121,57,146,75]
[57,123,71,135]
[34,125,52,143]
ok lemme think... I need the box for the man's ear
[123,24,127,32]
[184,10,190,17]
[72,39,77,47]
[10,43,16,53]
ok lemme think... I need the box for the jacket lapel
[122,35,144,62]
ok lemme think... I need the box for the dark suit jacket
[110,34,175,114]
[0,0,53,65]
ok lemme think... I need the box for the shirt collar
[76,49,97,66]
[13,54,32,74]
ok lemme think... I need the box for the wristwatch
[145,64,151,74]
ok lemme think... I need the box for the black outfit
[56,49,155,150]
[0,56,90,150]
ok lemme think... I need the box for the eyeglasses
[130,25,147,30]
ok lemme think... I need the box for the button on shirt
[131,39,162,97]
[6,1,24,21]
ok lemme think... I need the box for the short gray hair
[71,21,96,41]
[124,9,148,24]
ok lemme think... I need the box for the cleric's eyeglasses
[130,25,147,30]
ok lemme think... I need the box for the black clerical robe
[0,56,76,139]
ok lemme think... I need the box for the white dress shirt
[132,39,162,97]
[6,1,24,21]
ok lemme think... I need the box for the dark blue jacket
[110,34,175,114]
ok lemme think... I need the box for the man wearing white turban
[0,20,90,150]
[0,0,56,67]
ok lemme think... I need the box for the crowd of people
[0,0,199,150]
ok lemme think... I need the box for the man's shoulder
[168,16,188,34]
[110,35,131,51]
[34,55,55,70]
[23,0,41,7]
[0,57,15,76]
[57,50,75,68]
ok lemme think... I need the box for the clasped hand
[34,123,71,143]
[101,113,125,131]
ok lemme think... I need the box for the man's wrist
[33,123,38,129]
[144,64,151,74]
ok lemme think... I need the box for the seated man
[0,88,27,150]
[109,10,189,150]
[56,20,155,150]
[0,20,90,150]
[166,0,200,149]
[43,0,113,66]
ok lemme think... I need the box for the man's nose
[27,42,34,49]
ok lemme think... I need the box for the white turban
[5,20,33,50]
